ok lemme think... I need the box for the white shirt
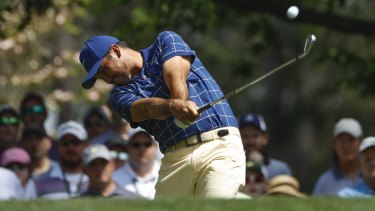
[0,168,23,200]
[113,161,160,199]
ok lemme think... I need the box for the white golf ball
[287,6,299,19]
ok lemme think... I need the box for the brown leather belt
[164,127,240,153]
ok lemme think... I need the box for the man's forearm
[131,98,173,122]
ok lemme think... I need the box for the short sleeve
[156,31,196,63]
[111,86,142,125]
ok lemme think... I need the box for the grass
[2,197,375,211]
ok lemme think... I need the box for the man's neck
[61,164,83,174]
[33,157,51,175]
[131,162,153,178]
[339,159,360,178]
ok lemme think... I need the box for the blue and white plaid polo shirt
[111,31,237,151]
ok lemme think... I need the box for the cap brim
[81,58,102,89]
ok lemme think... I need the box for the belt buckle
[185,133,202,147]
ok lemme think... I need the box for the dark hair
[103,41,128,60]
[83,106,110,127]
[20,92,47,114]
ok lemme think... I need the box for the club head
[303,34,316,56]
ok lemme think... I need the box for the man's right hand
[169,99,199,125]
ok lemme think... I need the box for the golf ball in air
[287,6,299,19]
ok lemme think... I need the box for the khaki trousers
[155,127,246,198]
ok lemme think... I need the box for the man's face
[240,124,268,154]
[128,133,156,168]
[360,148,375,180]
[96,50,131,86]
[21,99,47,127]
[85,158,115,185]
[21,134,51,160]
[334,133,361,162]
[0,112,20,144]
[85,115,109,139]
[58,134,87,166]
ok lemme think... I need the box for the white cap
[56,120,88,141]
[333,118,362,138]
[82,144,111,166]
[360,137,375,153]
[128,127,152,141]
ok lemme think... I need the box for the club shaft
[198,52,307,113]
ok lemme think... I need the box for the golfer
[79,31,245,198]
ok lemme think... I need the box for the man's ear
[110,44,121,58]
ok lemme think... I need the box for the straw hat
[267,175,307,198]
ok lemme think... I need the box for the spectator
[81,144,137,198]
[338,137,375,197]
[1,147,36,199]
[83,106,121,145]
[241,161,268,196]
[267,175,306,198]
[20,126,60,180]
[0,167,23,200]
[238,113,292,179]
[19,92,48,129]
[313,118,362,196]
[19,92,59,161]
[105,137,128,169]
[34,121,89,199]
[113,129,160,199]
[0,105,21,156]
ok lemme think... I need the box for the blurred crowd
[0,91,373,200]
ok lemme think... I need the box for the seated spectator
[241,161,268,196]
[105,137,128,169]
[1,147,36,199]
[267,175,306,198]
[339,137,375,197]
[34,121,89,199]
[113,129,160,199]
[20,126,60,180]
[83,106,121,145]
[81,144,137,198]
[313,118,362,196]
[0,105,21,156]
[238,113,292,179]
[19,92,59,162]
[0,167,23,200]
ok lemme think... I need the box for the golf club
[175,34,316,128]
[197,34,317,113]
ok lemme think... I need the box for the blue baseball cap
[238,113,267,132]
[79,35,119,89]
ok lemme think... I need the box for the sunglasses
[129,141,153,149]
[22,105,45,115]
[110,151,128,161]
[0,117,20,126]
[59,139,82,147]
[6,163,28,171]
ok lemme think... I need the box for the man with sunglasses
[19,92,48,129]
[112,129,159,199]
[34,121,89,199]
[19,92,59,162]
[79,31,245,198]
[0,105,21,157]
